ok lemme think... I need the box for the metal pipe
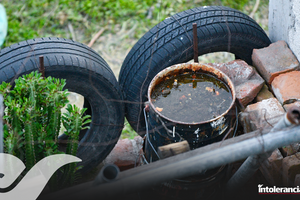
[47,124,300,200]
[93,164,120,185]
[0,95,3,185]
[0,95,3,154]
[42,128,263,200]
[226,105,300,193]
[41,164,120,199]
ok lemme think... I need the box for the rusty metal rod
[39,56,45,78]
[193,23,199,63]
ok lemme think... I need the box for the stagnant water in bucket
[151,71,233,123]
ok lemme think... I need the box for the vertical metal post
[193,23,199,63]
[39,55,45,78]
[0,95,3,181]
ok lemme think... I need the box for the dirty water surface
[151,71,233,123]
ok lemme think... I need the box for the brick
[255,84,275,102]
[208,60,254,84]
[272,71,300,104]
[259,149,283,186]
[104,136,144,171]
[209,60,264,107]
[235,77,264,107]
[281,143,300,157]
[239,98,285,132]
[284,101,300,112]
[294,174,300,186]
[252,40,299,84]
[283,152,300,186]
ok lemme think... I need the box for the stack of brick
[242,40,300,186]
[252,40,300,109]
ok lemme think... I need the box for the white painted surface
[269,0,300,61]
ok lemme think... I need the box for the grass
[1,0,258,47]
[0,0,269,139]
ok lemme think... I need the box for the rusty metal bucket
[143,63,237,198]
[144,63,237,162]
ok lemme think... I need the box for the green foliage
[60,104,91,187]
[121,119,138,139]
[2,0,254,47]
[0,71,91,189]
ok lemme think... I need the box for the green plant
[0,71,91,189]
[121,119,138,139]
[1,0,260,47]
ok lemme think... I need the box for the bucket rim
[147,62,236,125]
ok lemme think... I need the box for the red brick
[252,40,299,84]
[284,101,300,112]
[272,71,300,104]
[235,77,264,107]
[104,136,144,171]
[255,84,274,102]
[283,152,300,186]
[239,98,285,132]
[209,60,264,107]
[259,149,283,186]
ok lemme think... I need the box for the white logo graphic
[0,153,81,200]
[258,184,300,193]
[210,116,226,129]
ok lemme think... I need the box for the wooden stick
[88,28,106,48]
[158,140,190,159]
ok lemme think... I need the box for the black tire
[119,6,271,135]
[0,37,124,174]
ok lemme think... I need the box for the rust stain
[156,107,163,112]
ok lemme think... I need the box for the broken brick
[259,149,283,186]
[239,98,285,132]
[252,40,299,84]
[284,101,300,112]
[209,60,264,107]
[272,71,300,105]
[104,136,144,171]
[282,152,300,186]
